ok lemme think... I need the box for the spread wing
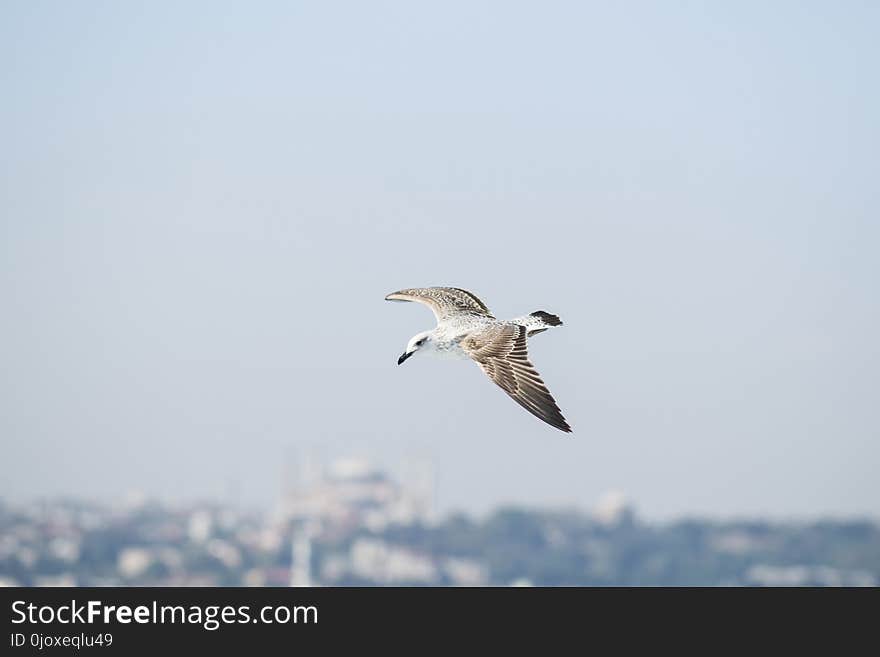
[461,324,571,433]
[385,287,494,324]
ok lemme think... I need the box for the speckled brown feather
[462,324,571,433]
[385,287,494,322]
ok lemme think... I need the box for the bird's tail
[517,310,563,337]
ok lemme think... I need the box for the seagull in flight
[385,287,572,433]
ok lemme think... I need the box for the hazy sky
[2,2,878,520]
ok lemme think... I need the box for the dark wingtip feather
[530,310,563,326]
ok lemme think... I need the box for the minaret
[289,523,313,587]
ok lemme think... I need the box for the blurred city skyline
[2,2,878,521]
[2,459,877,587]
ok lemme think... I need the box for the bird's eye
[417,339,425,346]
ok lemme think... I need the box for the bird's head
[398,330,432,365]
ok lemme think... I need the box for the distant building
[593,490,635,527]
[349,538,438,584]
[279,459,431,534]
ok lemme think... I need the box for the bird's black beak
[397,351,412,365]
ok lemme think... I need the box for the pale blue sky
[1,1,878,518]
